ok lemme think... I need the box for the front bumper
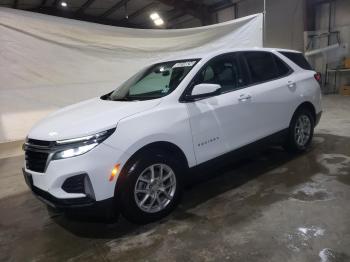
[23,142,131,202]
[23,168,117,218]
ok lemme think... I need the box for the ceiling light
[150,12,160,20]
[154,18,164,26]
[60,2,67,7]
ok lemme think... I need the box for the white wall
[212,0,305,51]
[314,0,350,90]
[312,0,350,52]
[215,6,236,23]
[330,0,350,28]
[237,0,304,50]
[173,0,306,51]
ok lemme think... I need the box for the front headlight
[52,128,115,160]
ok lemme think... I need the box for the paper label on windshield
[172,61,196,68]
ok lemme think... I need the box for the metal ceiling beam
[169,16,199,29]
[100,0,130,19]
[76,0,96,15]
[167,9,187,23]
[210,0,235,12]
[51,0,59,7]
[31,6,142,28]
[157,0,211,24]
[125,2,159,21]
[39,0,47,8]
[307,0,336,4]
[13,0,19,8]
[139,8,180,29]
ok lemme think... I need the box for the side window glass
[194,55,248,93]
[203,66,215,83]
[279,51,313,70]
[274,55,291,76]
[244,52,280,83]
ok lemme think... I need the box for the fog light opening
[109,164,120,182]
[83,175,95,200]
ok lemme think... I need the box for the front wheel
[117,152,183,224]
[284,108,314,153]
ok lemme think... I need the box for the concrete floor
[0,95,349,262]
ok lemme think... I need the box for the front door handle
[238,94,252,102]
[287,81,296,88]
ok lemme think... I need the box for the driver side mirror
[187,83,221,101]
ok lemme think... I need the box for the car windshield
[105,59,200,101]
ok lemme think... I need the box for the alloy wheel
[294,115,311,147]
[134,163,177,213]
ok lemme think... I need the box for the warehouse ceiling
[0,0,240,28]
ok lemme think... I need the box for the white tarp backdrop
[0,8,263,142]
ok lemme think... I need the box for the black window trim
[241,50,294,87]
[278,51,313,71]
[179,51,294,103]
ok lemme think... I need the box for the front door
[185,53,253,164]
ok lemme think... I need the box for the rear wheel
[117,152,183,224]
[284,108,314,153]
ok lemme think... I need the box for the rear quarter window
[279,51,313,70]
[242,51,291,84]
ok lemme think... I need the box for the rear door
[238,51,296,141]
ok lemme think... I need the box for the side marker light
[109,164,120,182]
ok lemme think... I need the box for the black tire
[284,108,315,153]
[117,150,183,224]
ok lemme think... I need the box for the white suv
[23,48,322,223]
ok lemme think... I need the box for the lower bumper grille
[32,186,94,208]
[62,174,85,194]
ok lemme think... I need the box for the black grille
[62,174,85,194]
[25,150,49,173]
[27,139,52,147]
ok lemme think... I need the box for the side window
[194,54,248,93]
[243,51,290,84]
[274,55,292,76]
[279,51,313,70]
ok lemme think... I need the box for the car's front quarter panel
[103,101,196,168]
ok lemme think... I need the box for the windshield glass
[105,59,200,101]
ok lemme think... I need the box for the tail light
[314,72,322,84]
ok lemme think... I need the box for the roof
[157,47,301,63]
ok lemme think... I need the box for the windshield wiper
[112,96,140,101]
[125,95,161,100]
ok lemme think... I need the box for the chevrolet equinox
[23,48,322,223]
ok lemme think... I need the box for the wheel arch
[114,141,189,197]
[130,141,189,168]
[290,101,316,125]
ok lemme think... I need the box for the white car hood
[28,97,160,141]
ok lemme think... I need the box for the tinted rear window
[280,52,313,70]
[274,55,291,76]
[243,51,291,84]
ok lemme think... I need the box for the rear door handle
[287,81,296,88]
[238,94,252,102]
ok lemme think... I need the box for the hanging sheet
[0,7,263,142]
